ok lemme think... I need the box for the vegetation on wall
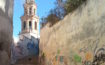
[41,0,87,28]
[64,0,87,14]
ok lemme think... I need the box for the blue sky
[13,0,56,37]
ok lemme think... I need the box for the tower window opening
[34,9,35,14]
[29,7,32,15]
[25,8,27,14]
[26,0,28,3]
[23,21,26,30]
[35,22,37,30]
[29,21,32,29]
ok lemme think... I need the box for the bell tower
[21,0,39,38]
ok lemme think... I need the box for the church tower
[21,0,39,38]
[11,0,40,64]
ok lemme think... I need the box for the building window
[23,21,26,30]
[29,7,32,15]
[35,22,37,30]
[29,21,32,29]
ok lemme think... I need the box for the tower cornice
[24,1,37,9]
[26,0,35,3]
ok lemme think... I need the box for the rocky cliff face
[40,0,105,65]
[0,0,13,65]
